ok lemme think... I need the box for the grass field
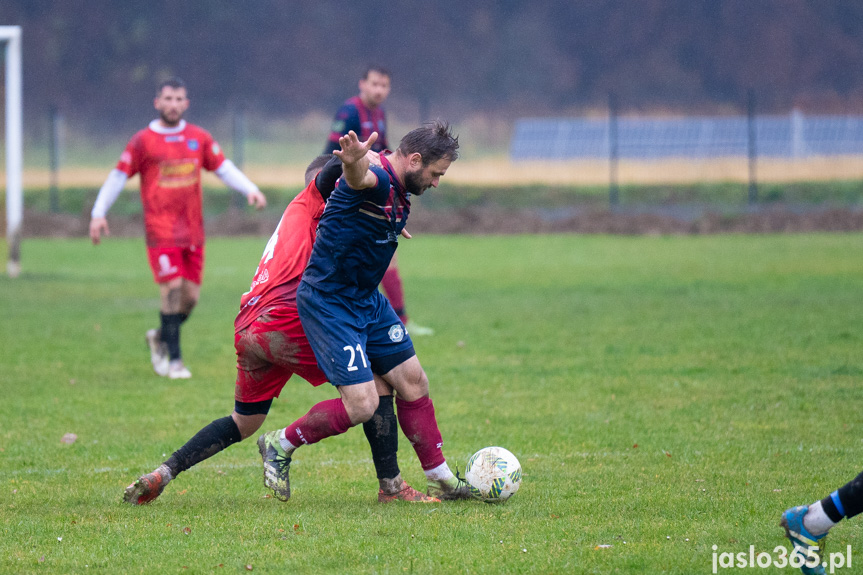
[10,176,863,225]
[2,233,863,574]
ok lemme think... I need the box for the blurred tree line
[3,0,863,134]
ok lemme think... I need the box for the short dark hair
[398,120,460,165]
[157,77,186,95]
[363,66,391,80]
[304,154,334,186]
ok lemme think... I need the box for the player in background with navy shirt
[258,122,472,501]
[324,66,390,155]
[324,66,434,337]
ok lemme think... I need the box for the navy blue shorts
[297,281,415,386]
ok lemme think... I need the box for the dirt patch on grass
[21,204,863,239]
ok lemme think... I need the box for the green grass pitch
[1,233,862,573]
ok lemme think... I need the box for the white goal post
[2,26,22,278]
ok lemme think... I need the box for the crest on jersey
[187,139,199,151]
[388,324,405,342]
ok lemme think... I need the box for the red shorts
[146,245,204,284]
[234,306,328,403]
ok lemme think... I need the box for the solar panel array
[510,113,863,160]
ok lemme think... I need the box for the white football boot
[145,329,169,377]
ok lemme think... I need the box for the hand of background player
[400,228,412,239]
[246,188,268,210]
[89,217,109,245]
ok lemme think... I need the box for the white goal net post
[1,26,22,278]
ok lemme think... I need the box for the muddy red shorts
[146,245,204,284]
[234,306,328,403]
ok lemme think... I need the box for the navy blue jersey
[302,156,410,300]
[324,96,388,154]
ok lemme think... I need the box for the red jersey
[116,120,225,248]
[234,180,326,332]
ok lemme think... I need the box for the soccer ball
[464,446,522,503]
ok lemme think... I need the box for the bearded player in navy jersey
[257,121,471,501]
[324,66,390,154]
[324,66,434,337]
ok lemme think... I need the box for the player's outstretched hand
[336,131,379,190]
[334,130,378,167]
[247,189,268,210]
[89,217,109,245]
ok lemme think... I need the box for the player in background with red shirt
[123,153,435,505]
[89,78,266,380]
[324,66,434,337]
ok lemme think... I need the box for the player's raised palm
[334,130,378,167]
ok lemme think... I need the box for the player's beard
[159,109,183,127]
[404,169,429,196]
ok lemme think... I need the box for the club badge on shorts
[388,324,405,342]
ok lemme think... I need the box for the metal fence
[511,111,863,161]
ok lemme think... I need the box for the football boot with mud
[168,359,192,379]
[146,329,169,377]
[378,476,440,503]
[257,430,292,501]
[123,465,171,505]
[427,473,472,501]
[780,505,827,575]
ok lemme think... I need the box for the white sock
[156,463,174,482]
[278,429,297,454]
[803,501,837,537]
[424,462,454,481]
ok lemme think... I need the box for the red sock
[381,267,407,323]
[283,399,352,447]
[395,396,446,471]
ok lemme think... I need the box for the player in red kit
[89,78,266,379]
[123,153,436,505]
[324,66,434,337]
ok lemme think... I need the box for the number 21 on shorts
[343,344,368,372]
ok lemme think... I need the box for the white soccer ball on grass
[464,446,522,503]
